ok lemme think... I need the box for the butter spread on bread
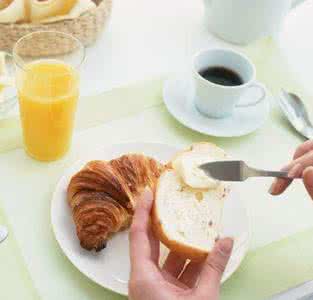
[172,143,227,189]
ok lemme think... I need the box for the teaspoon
[278,89,313,140]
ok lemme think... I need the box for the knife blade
[199,160,298,182]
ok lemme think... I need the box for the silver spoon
[278,89,313,140]
[0,225,8,244]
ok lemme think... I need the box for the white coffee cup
[203,0,307,45]
[193,48,266,119]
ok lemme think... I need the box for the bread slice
[152,143,229,261]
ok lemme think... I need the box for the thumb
[195,238,233,298]
[303,166,313,200]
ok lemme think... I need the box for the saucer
[163,76,270,137]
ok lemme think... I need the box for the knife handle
[251,169,301,179]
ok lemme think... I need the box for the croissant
[67,154,163,251]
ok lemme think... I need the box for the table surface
[2,0,313,299]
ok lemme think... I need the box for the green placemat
[0,209,40,300]
[0,102,311,300]
[222,227,313,300]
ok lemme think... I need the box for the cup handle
[235,82,266,108]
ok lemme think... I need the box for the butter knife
[199,160,300,181]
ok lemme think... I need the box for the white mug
[193,48,266,119]
[204,0,307,45]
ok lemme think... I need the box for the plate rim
[51,142,250,296]
[163,76,270,137]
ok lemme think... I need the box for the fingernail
[268,179,278,195]
[217,238,233,256]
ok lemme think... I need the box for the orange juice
[18,60,79,161]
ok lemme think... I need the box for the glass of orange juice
[13,31,85,161]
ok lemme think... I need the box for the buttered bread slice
[152,143,229,261]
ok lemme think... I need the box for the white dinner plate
[51,142,250,296]
[163,76,270,137]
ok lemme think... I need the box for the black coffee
[199,66,243,86]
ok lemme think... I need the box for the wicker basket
[0,0,112,56]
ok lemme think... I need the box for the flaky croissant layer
[67,154,163,251]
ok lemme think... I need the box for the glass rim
[12,30,86,71]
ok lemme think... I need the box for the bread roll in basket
[0,0,112,56]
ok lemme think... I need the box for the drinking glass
[13,31,85,161]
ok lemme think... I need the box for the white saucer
[163,76,270,137]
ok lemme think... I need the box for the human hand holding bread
[128,139,313,300]
[129,189,233,300]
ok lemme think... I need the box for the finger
[303,166,313,200]
[293,140,313,160]
[162,252,186,278]
[269,148,313,196]
[179,261,203,288]
[269,149,313,196]
[269,165,290,196]
[129,189,154,271]
[196,238,233,298]
[148,227,160,263]
[269,164,302,195]
[292,150,313,168]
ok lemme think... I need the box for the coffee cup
[203,0,307,45]
[193,48,266,119]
